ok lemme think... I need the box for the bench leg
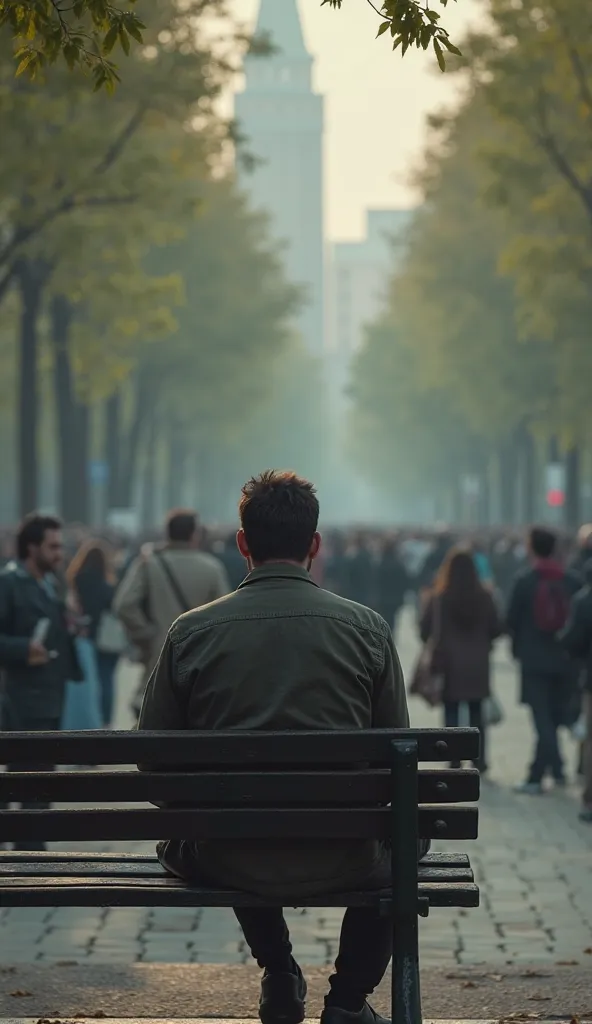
[391,739,422,1024]
[392,912,421,1024]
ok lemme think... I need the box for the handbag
[96,611,127,655]
[409,597,445,708]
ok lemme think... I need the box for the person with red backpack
[506,526,582,794]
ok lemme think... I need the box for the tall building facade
[235,0,324,354]
[328,209,413,360]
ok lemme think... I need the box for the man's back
[139,563,408,897]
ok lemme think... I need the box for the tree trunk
[105,390,122,509]
[565,445,581,531]
[51,295,90,523]
[520,428,537,524]
[141,411,158,529]
[16,259,45,516]
[117,368,158,507]
[498,439,517,526]
[165,422,187,510]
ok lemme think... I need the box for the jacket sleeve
[112,556,153,645]
[559,594,591,659]
[372,633,410,729]
[138,633,185,733]
[0,576,30,667]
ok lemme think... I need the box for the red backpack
[533,573,569,633]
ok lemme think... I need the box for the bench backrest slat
[0,806,478,842]
[0,728,480,765]
[0,768,479,805]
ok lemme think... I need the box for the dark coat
[559,564,592,694]
[506,564,582,679]
[375,551,409,622]
[0,563,82,724]
[345,548,374,606]
[420,590,502,703]
[74,568,116,640]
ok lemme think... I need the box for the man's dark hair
[166,509,198,543]
[529,525,557,559]
[17,513,62,561]
[239,470,319,564]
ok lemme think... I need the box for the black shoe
[321,1002,390,1024]
[260,966,307,1024]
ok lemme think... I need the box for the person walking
[64,540,121,728]
[507,526,582,793]
[375,536,410,637]
[419,547,502,773]
[139,471,413,1024]
[114,508,230,715]
[0,513,82,850]
[559,562,592,823]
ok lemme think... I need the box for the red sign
[547,489,565,508]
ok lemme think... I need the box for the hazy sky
[231,0,479,241]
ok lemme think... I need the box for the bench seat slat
[0,769,479,805]
[0,851,471,867]
[0,806,478,842]
[0,862,473,882]
[0,880,479,909]
[0,728,480,765]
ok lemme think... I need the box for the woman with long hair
[419,546,502,771]
[62,540,119,729]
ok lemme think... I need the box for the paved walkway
[1,611,590,970]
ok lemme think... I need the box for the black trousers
[0,711,59,852]
[525,678,565,784]
[158,838,430,1007]
[444,700,486,771]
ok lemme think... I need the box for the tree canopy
[0,0,313,523]
[1,0,461,87]
[348,0,592,526]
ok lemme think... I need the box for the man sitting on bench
[139,470,422,1024]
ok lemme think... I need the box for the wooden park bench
[0,727,480,1024]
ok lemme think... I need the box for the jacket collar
[238,563,318,589]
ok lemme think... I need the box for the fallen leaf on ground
[520,969,552,978]
[529,995,551,1002]
[584,948,592,955]
[462,981,478,989]
[487,974,503,981]
[9,990,32,998]
[498,1013,543,1021]
[556,960,579,965]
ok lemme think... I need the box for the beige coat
[114,543,230,678]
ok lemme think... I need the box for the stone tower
[235,0,324,354]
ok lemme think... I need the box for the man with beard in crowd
[0,513,82,851]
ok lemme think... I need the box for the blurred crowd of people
[0,511,591,852]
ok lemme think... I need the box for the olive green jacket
[139,562,409,897]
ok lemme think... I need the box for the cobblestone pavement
[1,610,590,970]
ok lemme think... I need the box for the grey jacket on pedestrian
[113,542,230,682]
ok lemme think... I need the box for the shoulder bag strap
[154,551,192,614]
